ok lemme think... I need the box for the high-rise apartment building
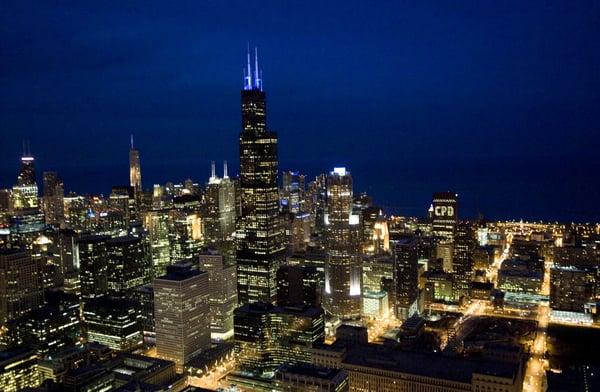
[324,167,362,320]
[154,262,210,369]
[237,48,285,305]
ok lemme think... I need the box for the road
[523,303,548,392]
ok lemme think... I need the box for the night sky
[1,1,599,221]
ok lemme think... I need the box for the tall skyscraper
[452,221,475,301]
[129,135,142,200]
[204,161,236,245]
[395,237,420,320]
[199,249,237,341]
[237,48,285,305]
[12,150,38,211]
[431,192,458,241]
[324,167,362,320]
[0,249,45,324]
[42,171,65,226]
[154,262,210,369]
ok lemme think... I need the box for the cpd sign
[434,206,455,217]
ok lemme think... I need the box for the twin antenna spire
[243,45,263,91]
[210,161,229,181]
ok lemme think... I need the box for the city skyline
[1,1,599,222]
[1,4,600,391]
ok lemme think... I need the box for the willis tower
[236,48,285,305]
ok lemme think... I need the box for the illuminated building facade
[204,161,236,245]
[83,296,142,351]
[277,264,321,308]
[106,235,151,295]
[0,249,44,324]
[0,348,41,392]
[281,170,305,214]
[324,167,362,320]
[394,237,420,320]
[234,302,325,375]
[12,153,39,211]
[42,171,64,226]
[237,48,285,305]
[78,234,110,300]
[550,265,595,313]
[154,262,210,368]
[144,209,171,277]
[129,136,142,201]
[199,249,238,341]
[452,221,475,301]
[431,192,458,241]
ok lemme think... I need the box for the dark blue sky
[1,1,599,221]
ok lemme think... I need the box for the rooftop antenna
[244,43,253,90]
[223,160,228,178]
[211,161,216,179]
[130,134,134,149]
[254,47,261,90]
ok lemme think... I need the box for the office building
[42,171,65,226]
[550,265,595,313]
[395,237,420,320]
[431,192,458,241]
[0,249,44,324]
[324,167,362,320]
[129,136,142,201]
[452,221,475,301]
[199,249,237,341]
[83,296,143,351]
[342,344,523,392]
[12,152,39,211]
[274,364,349,392]
[78,234,110,300]
[277,264,321,308]
[106,235,151,295]
[154,262,210,368]
[0,348,41,392]
[234,303,325,375]
[281,171,305,214]
[144,209,171,277]
[237,48,285,305]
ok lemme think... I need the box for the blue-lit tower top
[243,46,263,91]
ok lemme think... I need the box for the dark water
[1,156,598,223]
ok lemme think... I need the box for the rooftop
[342,344,518,383]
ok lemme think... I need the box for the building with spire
[129,135,142,201]
[12,144,38,211]
[236,47,285,305]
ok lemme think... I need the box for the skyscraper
[12,150,38,211]
[237,48,285,305]
[0,249,45,324]
[42,171,64,226]
[203,161,236,245]
[199,249,237,341]
[324,167,362,320]
[452,221,475,301]
[129,136,142,200]
[395,237,420,320]
[154,262,210,369]
[431,192,458,241]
